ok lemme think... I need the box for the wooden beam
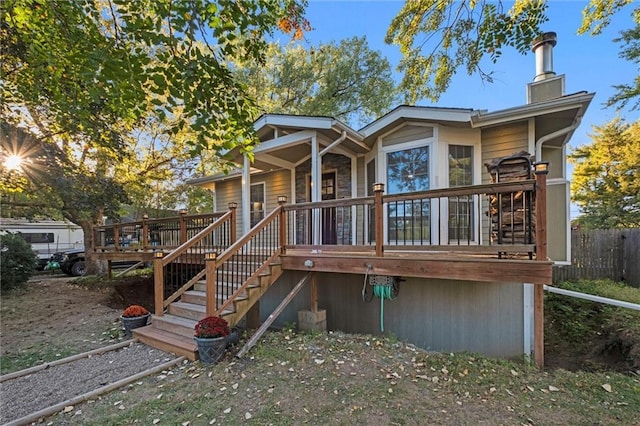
[280,255,552,285]
[534,168,548,369]
[153,253,164,317]
[236,273,312,358]
[311,272,318,312]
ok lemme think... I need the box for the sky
[278,0,639,219]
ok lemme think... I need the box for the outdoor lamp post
[277,195,288,205]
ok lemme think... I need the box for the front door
[308,172,338,244]
[321,172,337,244]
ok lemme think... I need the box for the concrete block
[298,309,327,332]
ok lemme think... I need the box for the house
[184,33,592,359]
[97,33,592,366]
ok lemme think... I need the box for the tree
[1,0,309,156]
[385,0,636,104]
[235,37,400,127]
[1,0,309,273]
[607,15,640,110]
[569,118,640,229]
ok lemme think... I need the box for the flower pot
[226,327,240,346]
[195,336,227,364]
[120,313,150,338]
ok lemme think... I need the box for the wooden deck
[92,171,551,367]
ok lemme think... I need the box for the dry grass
[42,329,640,425]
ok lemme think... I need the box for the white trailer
[0,218,84,269]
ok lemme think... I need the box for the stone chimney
[527,32,565,103]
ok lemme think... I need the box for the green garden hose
[373,284,394,331]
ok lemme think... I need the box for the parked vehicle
[0,219,84,269]
[50,249,146,277]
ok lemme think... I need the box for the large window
[448,145,474,241]
[386,146,430,243]
[250,183,265,227]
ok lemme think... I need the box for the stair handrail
[214,205,283,266]
[206,205,285,316]
[154,209,235,316]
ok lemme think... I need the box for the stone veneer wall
[294,153,352,244]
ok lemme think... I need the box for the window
[386,146,430,243]
[448,145,474,241]
[250,183,265,227]
[18,232,55,244]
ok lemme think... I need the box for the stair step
[194,281,260,293]
[133,325,198,361]
[182,290,248,306]
[152,314,197,336]
[169,301,236,320]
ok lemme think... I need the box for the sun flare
[4,154,24,171]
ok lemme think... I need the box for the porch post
[242,154,251,235]
[153,252,165,317]
[311,134,321,245]
[533,161,549,369]
[373,182,385,257]
[205,252,217,316]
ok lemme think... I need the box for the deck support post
[179,209,188,244]
[534,162,549,369]
[310,272,318,312]
[113,225,120,251]
[373,183,385,257]
[205,252,217,316]
[153,252,165,317]
[142,214,149,249]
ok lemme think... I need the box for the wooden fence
[553,228,640,287]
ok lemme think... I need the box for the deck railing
[93,211,226,252]
[207,204,286,316]
[282,178,541,258]
[153,208,236,316]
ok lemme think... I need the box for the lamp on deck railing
[372,182,385,257]
[179,209,187,215]
[277,195,288,205]
[228,201,238,210]
[533,161,549,175]
[373,182,385,193]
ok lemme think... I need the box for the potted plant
[194,315,230,364]
[120,304,150,338]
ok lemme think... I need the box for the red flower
[122,305,149,318]
[194,316,230,338]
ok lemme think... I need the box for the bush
[0,233,37,290]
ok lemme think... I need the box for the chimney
[532,32,557,82]
[527,31,565,104]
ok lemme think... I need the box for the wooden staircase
[133,259,283,360]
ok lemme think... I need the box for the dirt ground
[0,274,155,369]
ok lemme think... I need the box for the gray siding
[215,169,291,239]
[547,183,569,262]
[259,272,525,359]
[480,123,529,184]
[382,125,434,147]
